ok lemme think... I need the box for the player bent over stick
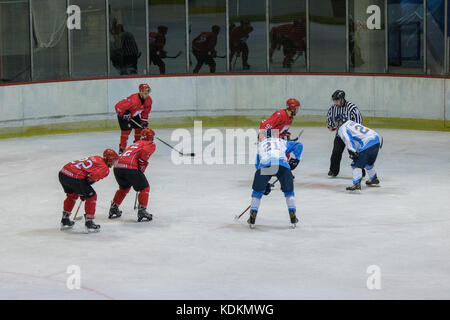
[248,129,303,229]
[109,128,156,222]
[115,83,153,154]
[335,114,382,192]
[59,149,119,232]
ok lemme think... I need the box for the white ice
[0,127,449,299]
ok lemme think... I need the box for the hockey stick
[73,200,84,221]
[130,118,195,157]
[234,178,280,220]
[163,51,182,59]
[155,137,195,157]
[234,205,250,220]
[134,192,138,210]
[290,128,304,141]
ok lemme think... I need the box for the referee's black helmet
[332,90,345,101]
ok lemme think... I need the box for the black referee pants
[329,134,366,177]
[329,135,346,176]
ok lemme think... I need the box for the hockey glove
[141,120,149,129]
[281,132,291,140]
[349,151,359,160]
[159,50,167,58]
[264,183,272,195]
[122,112,131,121]
[289,158,300,171]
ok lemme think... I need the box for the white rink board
[0,128,449,299]
[0,74,449,128]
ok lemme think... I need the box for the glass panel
[349,0,386,73]
[0,0,31,83]
[426,0,445,74]
[309,0,346,72]
[31,0,69,80]
[70,0,107,78]
[148,0,187,74]
[109,0,147,75]
[189,0,226,73]
[388,0,424,74]
[269,0,307,72]
[229,0,266,72]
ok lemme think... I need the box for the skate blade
[60,225,74,231]
[367,184,380,188]
[347,189,361,193]
[85,227,100,234]
[249,224,255,229]
[291,224,297,229]
[108,215,122,220]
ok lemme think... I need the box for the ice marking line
[0,270,114,300]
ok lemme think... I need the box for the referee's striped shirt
[326,100,363,128]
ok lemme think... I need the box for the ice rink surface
[0,127,449,300]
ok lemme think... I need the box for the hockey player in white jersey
[248,128,303,228]
[335,114,382,192]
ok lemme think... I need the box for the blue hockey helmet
[334,113,348,124]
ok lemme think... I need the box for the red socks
[134,128,142,142]
[113,187,131,206]
[84,194,97,219]
[120,130,131,150]
[138,186,150,208]
[63,193,79,212]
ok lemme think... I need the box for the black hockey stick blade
[290,128,304,141]
[165,51,182,59]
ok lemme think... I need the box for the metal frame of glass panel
[424,0,427,74]
[29,0,33,80]
[446,0,449,73]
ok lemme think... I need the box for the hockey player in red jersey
[229,20,254,70]
[260,98,301,140]
[283,19,306,68]
[115,83,153,154]
[59,149,119,232]
[269,23,293,63]
[192,25,220,73]
[109,128,156,222]
[149,25,168,74]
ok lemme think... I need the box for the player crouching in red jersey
[109,128,156,222]
[59,149,119,232]
[260,98,301,140]
[115,83,153,155]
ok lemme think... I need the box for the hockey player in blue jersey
[335,114,382,192]
[248,128,303,228]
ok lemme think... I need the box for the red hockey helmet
[141,128,155,141]
[103,149,119,167]
[139,83,151,93]
[286,98,300,111]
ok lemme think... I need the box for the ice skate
[247,210,257,229]
[289,210,298,228]
[85,215,100,233]
[137,205,152,222]
[60,211,75,231]
[346,181,361,193]
[109,202,122,219]
[366,175,380,187]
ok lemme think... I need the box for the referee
[326,90,363,177]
